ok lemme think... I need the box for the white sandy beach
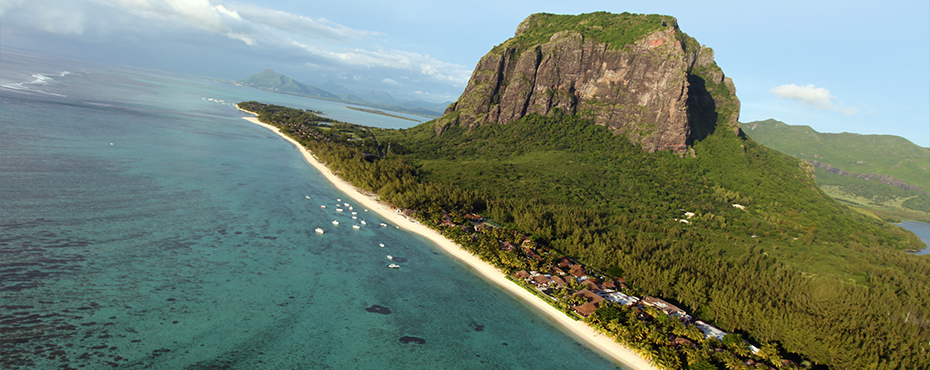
[240,111,658,370]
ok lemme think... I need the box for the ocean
[0,49,624,369]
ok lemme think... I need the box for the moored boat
[315,228,324,234]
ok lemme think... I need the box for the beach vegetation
[238,101,930,370]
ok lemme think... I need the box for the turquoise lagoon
[0,49,625,369]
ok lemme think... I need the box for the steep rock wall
[438,13,740,153]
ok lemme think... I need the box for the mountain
[239,12,930,369]
[318,79,354,96]
[237,69,339,99]
[742,119,930,219]
[438,12,740,153]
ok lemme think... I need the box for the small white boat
[386,255,393,260]
[379,243,385,247]
[351,211,358,215]
[380,223,387,227]
[360,220,366,225]
[344,203,349,207]
[336,208,343,212]
[315,228,324,234]
[353,224,360,229]
[306,196,311,199]
[352,216,357,220]
[332,220,339,225]
[337,198,341,202]
[349,206,354,210]
[320,205,326,209]
[388,264,400,269]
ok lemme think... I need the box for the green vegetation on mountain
[238,69,338,99]
[239,99,929,370]
[236,11,929,370]
[504,12,672,51]
[742,119,930,222]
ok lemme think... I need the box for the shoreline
[239,111,658,370]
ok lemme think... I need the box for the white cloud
[770,83,859,114]
[1,0,469,94]
[291,41,470,84]
[1,0,369,45]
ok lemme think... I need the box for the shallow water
[0,49,624,369]
[897,220,930,255]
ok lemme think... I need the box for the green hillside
[742,119,930,221]
[233,12,929,370]
[237,69,339,99]
[239,100,929,369]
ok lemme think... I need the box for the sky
[2,0,928,147]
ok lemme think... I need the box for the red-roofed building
[549,276,567,286]
[569,265,587,277]
[500,241,517,251]
[464,213,483,221]
[574,289,604,304]
[602,279,617,289]
[581,279,602,291]
[573,302,599,317]
[532,275,552,288]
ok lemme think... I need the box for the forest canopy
[239,101,930,369]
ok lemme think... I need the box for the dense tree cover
[239,102,930,369]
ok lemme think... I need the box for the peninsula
[238,106,657,370]
[236,11,929,370]
[345,106,421,122]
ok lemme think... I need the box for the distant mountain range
[742,119,930,221]
[232,69,449,118]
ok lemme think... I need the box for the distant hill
[237,69,338,99]
[318,79,354,96]
[233,71,445,118]
[742,119,930,220]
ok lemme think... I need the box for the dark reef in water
[364,305,391,315]
[398,336,425,344]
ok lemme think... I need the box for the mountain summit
[438,12,740,153]
[237,69,338,99]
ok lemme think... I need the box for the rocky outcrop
[437,12,741,153]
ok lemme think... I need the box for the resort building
[641,296,691,321]
[694,320,727,341]
[600,291,640,306]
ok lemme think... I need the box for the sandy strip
[240,112,658,370]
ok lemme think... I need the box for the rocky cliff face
[437,12,741,153]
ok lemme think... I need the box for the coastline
[240,111,658,370]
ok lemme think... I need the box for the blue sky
[2,0,928,146]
